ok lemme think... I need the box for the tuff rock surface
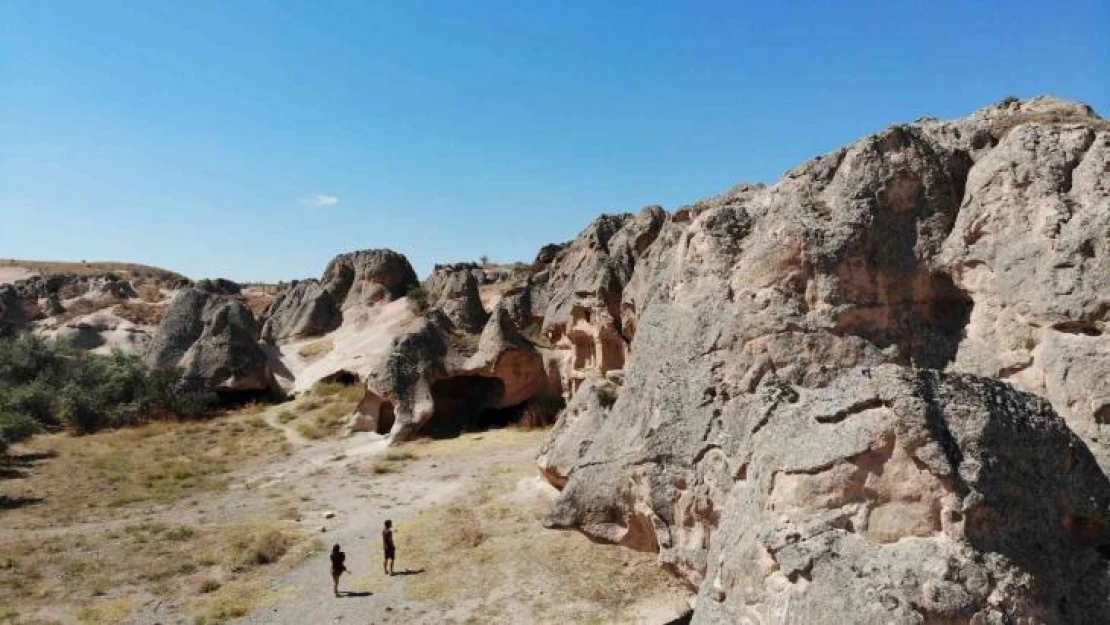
[538,97,1110,622]
[260,249,419,344]
[352,303,556,441]
[260,280,341,343]
[424,264,489,333]
[322,249,419,309]
[145,284,273,393]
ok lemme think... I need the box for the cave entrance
[376,401,396,435]
[424,375,527,438]
[320,369,360,386]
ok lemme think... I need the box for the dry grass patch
[75,598,135,624]
[0,259,186,285]
[55,296,122,322]
[297,337,334,362]
[114,300,166,325]
[0,519,305,623]
[285,382,363,440]
[1,412,290,530]
[398,455,688,623]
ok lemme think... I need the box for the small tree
[478,255,489,266]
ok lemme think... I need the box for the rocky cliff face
[537,97,1110,622]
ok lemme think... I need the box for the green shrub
[406,284,430,313]
[0,332,220,446]
[0,412,40,446]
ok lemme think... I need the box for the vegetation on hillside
[0,333,217,453]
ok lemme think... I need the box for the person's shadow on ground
[339,591,373,598]
[391,568,425,576]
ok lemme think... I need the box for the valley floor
[1,400,691,625]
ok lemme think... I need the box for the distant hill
[0,258,187,287]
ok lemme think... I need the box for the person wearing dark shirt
[330,544,347,597]
[382,519,396,575]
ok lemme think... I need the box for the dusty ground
[1,394,692,625]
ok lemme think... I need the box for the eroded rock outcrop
[546,366,1110,622]
[322,249,419,309]
[533,206,667,397]
[260,249,418,344]
[940,115,1110,465]
[145,283,272,393]
[538,97,1110,621]
[260,280,341,343]
[424,264,489,333]
[353,303,556,441]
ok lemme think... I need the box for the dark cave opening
[423,375,528,438]
[376,400,396,435]
[319,369,360,386]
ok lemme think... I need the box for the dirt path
[3,406,691,625]
[228,424,692,625]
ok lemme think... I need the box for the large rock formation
[260,280,341,343]
[144,282,272,393]
[260,249,418,343]
[424,264,489,333]
[352,303,556,441]
[538,97,1110,621]
[322,249,419,309]
[529,206,667,398]
[545,366,1110,622]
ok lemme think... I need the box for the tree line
[0,333,218,453]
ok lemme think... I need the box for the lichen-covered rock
[144,286,272,392]
[539,97,1110,622]
[940,119,1110,468]
[259,280,341,343]
[425,264,489,333]
[545,366,1110,623]
[322,249,418,309]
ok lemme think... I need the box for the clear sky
[2,1,1107,281]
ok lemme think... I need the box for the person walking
[382,519,396,576]
[330,544,347,597]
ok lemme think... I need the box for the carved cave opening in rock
[423,375,530,438]
[319,369,360,386]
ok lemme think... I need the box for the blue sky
[2,1,1107,281]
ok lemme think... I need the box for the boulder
[425,265,489,333]
[144,286,272,392]
[322,249,418,309]
[259,280,341,343]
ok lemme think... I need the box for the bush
[0,412,40,447]
[0,332,219,445]
[406,284,429,313]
